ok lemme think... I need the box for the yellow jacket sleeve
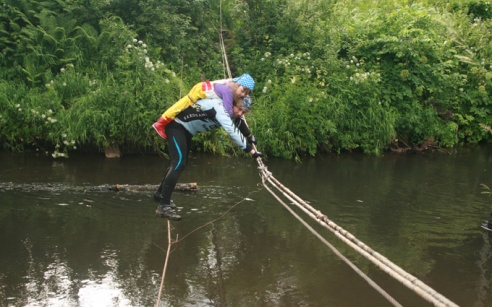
[161,81,219,119]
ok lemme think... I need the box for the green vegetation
[0,0,491,160]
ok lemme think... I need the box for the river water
[0,147,491,307]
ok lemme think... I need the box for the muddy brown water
[0,147,491,306]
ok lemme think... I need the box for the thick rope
[257,162,459,307]
[218,3,413,300]
[261,177,403,307]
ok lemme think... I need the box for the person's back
[175,97,251,151]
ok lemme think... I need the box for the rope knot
[258,165,272,178]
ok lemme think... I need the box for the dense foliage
[0,0,491,159]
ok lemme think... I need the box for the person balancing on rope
[152,74,254,139]
[153,80,262,221]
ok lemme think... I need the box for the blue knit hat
[241,95,253,111]
[233,73,255,91]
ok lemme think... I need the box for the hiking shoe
[155,205,181,221]
[153,195,177,209]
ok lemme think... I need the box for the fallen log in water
[0,182,198,193]
[108,183,198,192]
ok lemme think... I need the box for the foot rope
[155,220,172,307]
[154,188,263,306]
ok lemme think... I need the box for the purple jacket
[213,84,234,117]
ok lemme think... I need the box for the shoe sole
[153,195,177,209]
[155,211,181,221]
[153,197,176,209]
[153,197,176,208]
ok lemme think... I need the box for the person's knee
[172,161,187,172]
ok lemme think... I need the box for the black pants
[156,121,192,205]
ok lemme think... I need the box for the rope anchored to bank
[255,157,458,307]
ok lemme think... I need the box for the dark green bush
[1,0,491,159]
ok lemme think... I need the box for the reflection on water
[22,242,134,307]
[77,248,133,307]
[0,147,491,306]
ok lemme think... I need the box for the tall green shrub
[323,1,490,148]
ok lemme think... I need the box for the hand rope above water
[220,0,456,299]
[219,0,232,80]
